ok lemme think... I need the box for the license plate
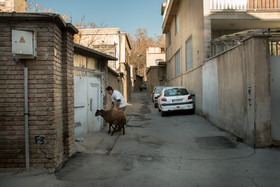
[172,99,182,102]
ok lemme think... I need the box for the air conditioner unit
[12,30,37,59]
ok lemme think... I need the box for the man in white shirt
[106,86,126,112]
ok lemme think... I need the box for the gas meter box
[12,30,37,59]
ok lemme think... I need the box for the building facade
[73,44,117,137]
[74,28,132,102]
[161,0,280,147]
[0,0,26,12]
[146,47,166,68]
[146,63,167,94]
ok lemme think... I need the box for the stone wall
[164,0,204,115]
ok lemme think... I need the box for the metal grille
[210,29,280,57]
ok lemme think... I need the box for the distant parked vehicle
[140,83,147,91]
[158,86,194,116]
[152,86,164,108]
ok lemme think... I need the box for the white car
[152,86,164,108]
[158,86,194,116]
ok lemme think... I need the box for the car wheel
[161,110,166,117]
[154,103,158,108]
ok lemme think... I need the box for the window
[175,50,180,76]
[168,61,172,80]
[156,87,164,94]
[74,54,86,68]
[164,88,188,97]
[186,36,193,71]
[175,15,179,35]
[167,32,171,47]
[88,57,98,70]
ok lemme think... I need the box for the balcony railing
[210,29,280,57]
[210,0,280,11]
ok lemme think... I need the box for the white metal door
[271,56,280,141]
[74,76,88,137]
[87,77,101,132]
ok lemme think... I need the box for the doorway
[74,76,102,137]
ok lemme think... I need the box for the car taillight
[155,96,159,99]
[188,95,192,100]
[161,98,167,101]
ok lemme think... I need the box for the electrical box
[12,30,37,59]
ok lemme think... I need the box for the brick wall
[0,13,78,169]
[61,29,76,160]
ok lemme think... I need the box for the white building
[146,47,165,67]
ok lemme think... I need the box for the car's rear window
[164,88,188,96]
[156,87,164,94]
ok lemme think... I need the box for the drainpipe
[24,63,30,171]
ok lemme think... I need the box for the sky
[30,0,165,38]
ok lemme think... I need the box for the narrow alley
[0,91,280,187]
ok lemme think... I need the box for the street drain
[195,136,237,150]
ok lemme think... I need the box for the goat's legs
[111,124,120,136]
[111,127,116,136]
[111,124,125,136]
[117,125,121,131]
[108,123,110,134]
[108,123,114,134]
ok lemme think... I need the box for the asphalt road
[1,91,280,187]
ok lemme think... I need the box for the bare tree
[74,15,107,47]
[156,34,166,48]
[129,28,165,76]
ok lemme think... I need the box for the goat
[95,109,126,136]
